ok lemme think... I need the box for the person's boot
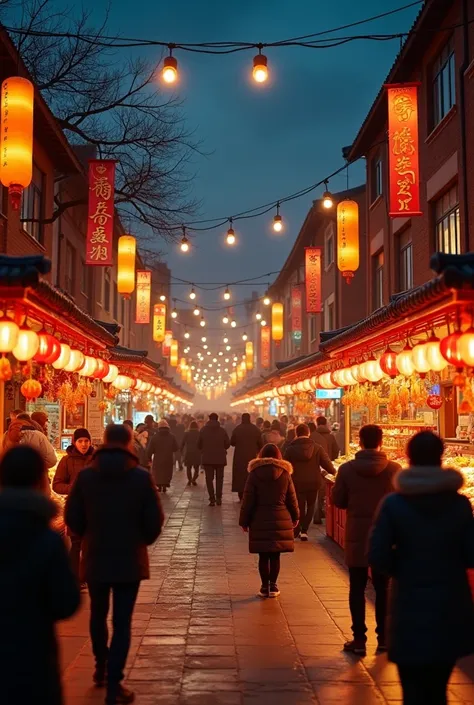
[343,639,367,656]
[93,664,106,687]
[105,683,135,704]
[209,498,216,506]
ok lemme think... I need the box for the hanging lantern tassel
[337,199,359,284]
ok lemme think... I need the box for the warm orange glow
[21,378,42,401]
[64,349,85,372]
[396,345,415,377]
[117,235,136,296]
[425,336,448,372]
[170,339,179,367]
[52,343,71,370]
[78,355,98,377]
[0,316,19,353]
[103,364,119,384]
[411,342,431,374]
[271,302,284,341]
[252,54,268,83]
[135,271,152,324]
[0,77,34,208]
[12,326,39,362]
[245,341,254,370]
[153,304,166,343]
[163,56,178,84]
[337,199,359,283]
[113,374,133,390]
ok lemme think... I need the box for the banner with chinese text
[162,330,173,356]
[86,160,115,265]
[135,271,151,324]
[261,325,271,369]
[305,247,322,313]
[291,285,303,344]
[387,83,422,217]
[152,304,166,343]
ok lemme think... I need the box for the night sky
[87,0,419,335]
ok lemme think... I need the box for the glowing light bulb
[261,319,267,326]
[256,312,262,321]
[201,336,207,343]
[189,287,196,300]
[160,293,166,302]
[231,320,237,328]
[322,182,334,209]
[200,317,206,327]
[218,351,223,356]
[223,337,229,343]
[223,315,229,324]
[203,344,208,350]
[193,306,200,316]
[162,55,178,84]
[252,52,268,83]
[224,287,231,300]
[263,293,271,306]
[226,345,231,351]
[180,236,189,252]
[272,214,283,232]
[171,308,178,319]
[226,228,236,246]
[242,333,248,341]
[184,331,190,339]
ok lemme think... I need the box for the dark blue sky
[86,0,420,328]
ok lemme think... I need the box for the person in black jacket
[0,446,80,705]
[370,431,474,704]
[65,424,164,705]
[198,412,230,506]
[169,415,185,471]
[147,420,179,492]
[231,413,263,500]
[284,423,334,540]
[181,420,201,486]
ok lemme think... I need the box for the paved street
[60,464,474,705]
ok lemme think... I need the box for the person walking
[284,423,334,541]
[332,424,400,655]
[53,428,94,587]
[370,431,474,704]
[231,412,263,501]
[0,446,80,705]
[239,443,299,598]
[65,423,163,705]
[281,426,296,455]
[198,412,230,506]
[181,420,201,486]
[261,420,284,447]
[2,415,57,470]
[147,420,178,492]
[169,416,185,471]
[279,415,289,438]
[310,416,340,460]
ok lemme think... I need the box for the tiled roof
[0,255,51,286]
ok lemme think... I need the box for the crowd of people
[1,406,474,704]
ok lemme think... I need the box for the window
[104,269,111,313]
[310,315,318,342]
[81,260,91,297]
[325,225,334,268]
[21,164,45,242]
[113,286,119,321]
[0,186,7,217]
[398,230,413,292]
[323,295,335,332]
[432,39,456,127]
[373,251,384,309]
[65,243,76,295]
[370,157,383,202]
[435,184,460,254]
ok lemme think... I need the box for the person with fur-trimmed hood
[239,443,299,599]
[370,431,474,705]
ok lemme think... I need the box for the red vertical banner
[261,325,271,369]
[291,285,303,344]
[86,160,115,265]
[135,271,151,324]
[305,247,322,313]
[162,330,173,357]
[386,83,422,217]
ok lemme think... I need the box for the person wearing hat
[31,410,49,436]
[147,419,178,492]
[53,428,94,584]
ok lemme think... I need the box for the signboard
[153,304,166,343]
[305,247,322,313]
[261,325,271,369]
[387,83,422,217]
[86,160,115,265]
[315,388,342,400]
[87,393,105,447]
[291,285,303,344]
[135,270,151,324]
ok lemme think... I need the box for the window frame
[323,293,335,333]
[370,156,383,204]
[103,268,111,313]
[399,239,413,292]
[434,184,461,255]
[373,251,384,310]
[20,164,45,243]
[65,242,76,296]
[324,223,335,270]
[432,37,456,128]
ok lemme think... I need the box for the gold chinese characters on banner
[387,83,422,217]
[152,304,166,343]
[86,160,115,265]
[135,271,152,324]
[261,325,271,369]
[305,247,322,312]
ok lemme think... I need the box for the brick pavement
[60,463,474,705]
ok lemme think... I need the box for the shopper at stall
[31,410,49,436]
[239,443,299,598]
[198,412,230,506]
[231,413,263,501]
[311,416,340,460]
[65,423,163,705]
[370,431,474,703]
[284,423,334,540]
[332,424,400,655]
[2,416,57,470]
[0,445,80,705]
[181,420,201,486]
[147,420,178,492]
[53,428,94,586]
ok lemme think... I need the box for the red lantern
[93,359,110,380]
[330,371,340,387]
[427,394,443,410]
[440,332,463,367]
[379,348,398,379]
[34,331,61,365]
[21,378,42,400]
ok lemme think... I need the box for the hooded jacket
[284,436,334,492]
[230,420,263,494]
[147,427,178,486]
[332,450,400,567]
[65,447,164,583]
[3,420,57,469]
[198,419,230,466]
[0,489,79,705]
[310,425,340,461]
[369,465,474,665]
[52,444,94,495]
[239,458,299,553]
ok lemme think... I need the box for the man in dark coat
[231,412,263,500]
[65,424,164,705]
[53,427,94,583]
[169,415,185,471]
[370,431,474,703]
[239,447,299,598]
[310,416,340,460]
[284,423,334,541]
[147,419,179,492]
[332,424,400,655]
[0,445,80,705]
[181,420,201,486]
[198,412,230,506]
